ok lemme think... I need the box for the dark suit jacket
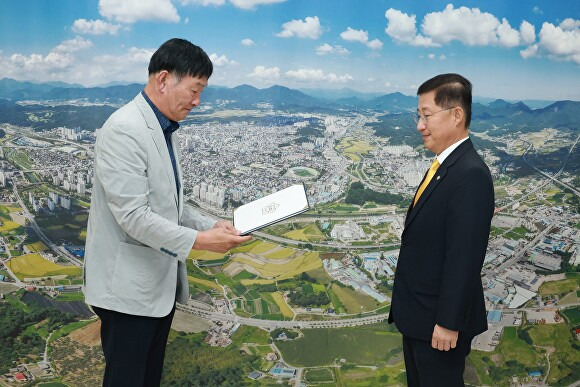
[388,139,494,342]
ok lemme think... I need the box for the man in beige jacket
[83,38,251,386]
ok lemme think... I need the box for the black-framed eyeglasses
[412,107,456,124]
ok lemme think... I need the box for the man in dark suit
[388,73,494,386]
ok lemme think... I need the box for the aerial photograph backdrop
[0,0,578,386]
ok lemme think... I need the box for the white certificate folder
[233,184,310,235]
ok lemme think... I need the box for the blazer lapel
[171,132,184,218]
[403,139,474,231]
[134,94,179,207]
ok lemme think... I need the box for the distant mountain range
[0,78,417,111]
[0,78,578,133]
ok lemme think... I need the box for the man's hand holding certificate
[233,184,310,235]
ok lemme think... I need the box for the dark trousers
[93,305,176,387]
[402,334,473,387]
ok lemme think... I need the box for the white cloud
[284,68,353,83]
[53,36,93,53]
[537,21,580,63]
[276,16,322,39]
[428,53,435,59]
[181,0,286,9]
[72,19,122,35]
[1,37,95,82]
[249,65,280,81]
[341,27,368,44]
[532,6,543,15]
[497,18,521,47]
[520,44,538,59]
[181,0,225,5]
[439,54,447,60]
[99,0,179,23]
[520,21,536,44]
[366,39,383,50]
[384,8,437,47]
[384,81,392,87]
[519,20,580,64]
[421,5,503,46]
[560,18,580,30]
[340,27,383,50]
[184,17,189,24]
[94,47,155,66]
[209,53,238,66]
[386,5,537,49]
[315,43,349,55]
[229,0,286,9]
[9,52,72,69]
[241,38,255,46]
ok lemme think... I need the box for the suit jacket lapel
[134,94,179,208]
[403,139,474,231]
[171,132,184,218]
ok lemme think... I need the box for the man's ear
[156,70,170,94]
[453,106,464,128]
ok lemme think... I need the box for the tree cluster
[0,302,76,373]
[270,328,298,340]
[288,290,329,307]
[345,182,405,206]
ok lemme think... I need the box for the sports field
[6,253,82,280]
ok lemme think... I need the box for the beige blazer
[83,93,216,317]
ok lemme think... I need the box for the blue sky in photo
[0,0,578,100]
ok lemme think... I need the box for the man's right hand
[193,227,252,253]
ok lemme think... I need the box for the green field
[331,283,379,313]
[276,323,402,367]
[232,270,256,281]
[561,306,580,326]
[35,213,88,245]
[305,267,333,284]
[327,287,346,314]
[528,323,579,385]
[539,278,579,296]
[294,169,314,177]
[231,325,270,345]
[49,319,95,343]
[339,365,407,386]
[305,367,334,382]
[467,322,580,386]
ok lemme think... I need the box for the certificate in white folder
[233,184,310,235]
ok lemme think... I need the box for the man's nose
[416,119,426,131]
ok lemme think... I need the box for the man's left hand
[431,324,458,351]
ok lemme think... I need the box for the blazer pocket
[414,277,440,296]
[111,242,158,301]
